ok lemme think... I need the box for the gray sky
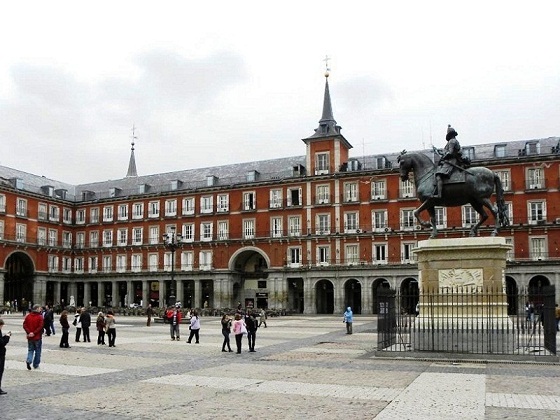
[1,1,559,184]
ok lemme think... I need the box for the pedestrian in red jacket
[23,304,44,370]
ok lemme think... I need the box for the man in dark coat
[79,308,92,342]
[245,311,258,352]
[0,318,12,394]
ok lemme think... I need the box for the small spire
[126,125,138,178]
[306,57,340,139]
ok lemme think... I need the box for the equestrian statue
[397,125,510,238]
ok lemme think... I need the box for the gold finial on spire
[323,55,331,78]
[131,124,137,151]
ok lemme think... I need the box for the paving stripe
[145,374,401,401]
[5,360,121,376]
[487,393,560,410]
[375,372,486,420]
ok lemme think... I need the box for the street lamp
[162,227,182,307]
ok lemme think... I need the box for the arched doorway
[4,252,35,304]
[229,247,270,310]
[371,278,390,314]
[344,279,362,314]
[505,276,518,315]
[400,278,419,315]
[528,275,551,305]
[315,279,334,314]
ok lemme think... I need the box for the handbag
[240,323,247,335]
[72,318,77,326]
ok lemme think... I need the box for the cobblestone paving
[1,314,560,419]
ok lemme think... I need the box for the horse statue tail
[494,173,510,228]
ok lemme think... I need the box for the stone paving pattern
[1,314,560,419]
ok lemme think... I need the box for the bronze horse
[397,151,509,238]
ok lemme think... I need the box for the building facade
[1,74,560,314]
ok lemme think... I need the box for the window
[132,227,143,245]
[315,152,329,175]
[217,194,229,212]
[117,204,128,221]
[89,231,99,248]
[343,182,358,202]
[0,194,5,213]
[526,168,544,189]
[315,214,330,235]
[530,237,547,260]
[288,216,301,237]
[371,180,386,200]
[48,255,59,273]
[525,141,540,155]
[200,251,212,270]
[181,251,194,271]
[201,196,213,214]
[38,203,48,220]
[164,252,174,272]
[400,179,415,198]
[462,205,478,227]
[49,205,60,222]
[74,257,84,274]
[243,219,255,239]
[103,229,113,247]
[402,242,417,263]
[271,217,283,238]
[148,201,160,218]
[76,209,86,224]
[400,209,415,230]
[201,222,213,241]
[372,210,388,232]
[75,232,85,249]
[494,144,506,158]
[243,192,256,211]
[434,207,447,229]
[164,199,177,216]
[182,224,194,242]
[182,197,195,215]
[317,245,330,266]
[288,247,302,267]
[269,189,283,208]
[374,243,388,265]
[16,223,27,243]
[149,226,159,245]
[132,203,144,219]
[90,207,99,223]
[503,201,514,225]
[16,198,27,217]
[48,229,57,246]
[344,212,359,233]
[103,256,112,273]
[103,205,113,222]
[37,228,47,246]
[131,254,142,272]
[528,201,546,224]
[462,146,475,161]
[148,254,158,272]
[287,187,302,207]
[63,208,72,224]
[62,231,72,249]
[117,228,128,246]
[62,257,71,273]
[495,170,511,191]
[89,256,98,273]
[345,244,359,265]
[316,185,330,204]
[218,221,229,240]
[117,255,127,273]
[246,170,259,182]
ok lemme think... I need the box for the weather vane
[131,124,137,151]
[323,55,331,77]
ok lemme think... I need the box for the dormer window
[525,141,540,155]
[494,144,506,158]
[138,184,150,194]
[315,153,329,175]
[246,171,259,182]
[41,186,54,197]
[206,176,217,187]
[462,146,475,161]
[109,188,121,198]
[170,180,183,191]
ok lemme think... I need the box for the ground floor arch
[400,278,419,315]
[3,251,35,306]
[371,278,391,314]
[315,279,334,314]
[505,276,518,315]
[528,275,552,305]
[344,278,362,314]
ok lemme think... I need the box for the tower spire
[126,125,138,178]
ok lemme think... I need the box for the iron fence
[377,286,557,359]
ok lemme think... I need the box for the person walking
[146,304,153,327]
[59,310,71,348]
[232,313,245,354]
[343,307,353,334]
[23,304,44,369]
[186,310,200,344]
[258,308,267,328]
[221,314,233,352]
[96,312,106,345]
[43,305,55,336]
[79,308,92,343]
[73,308,82,342]
[0,318,12,395]
[170,307,182,341]
[245,311,258,352]
[105,310,117,347]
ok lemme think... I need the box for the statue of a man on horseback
[432,125,469,198]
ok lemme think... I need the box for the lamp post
[162,227,182,307]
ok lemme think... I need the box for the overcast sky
[1,1,559,185]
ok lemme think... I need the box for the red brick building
[1,74,559,314]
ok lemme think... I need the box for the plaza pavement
[1,313,560,419]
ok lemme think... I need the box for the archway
[371,278,390,314]
[344,279,362,314]
[505,276,518,315]
[400,278,419,315]
[528,275,551,305]
[315,279,334,314]
[4,251,35,304]
[229,247,270,310]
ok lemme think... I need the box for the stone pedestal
[413,237,513,353]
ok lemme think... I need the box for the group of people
[221,310,261,354]
[162,306,201,344]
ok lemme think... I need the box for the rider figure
[432,124,462,198]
